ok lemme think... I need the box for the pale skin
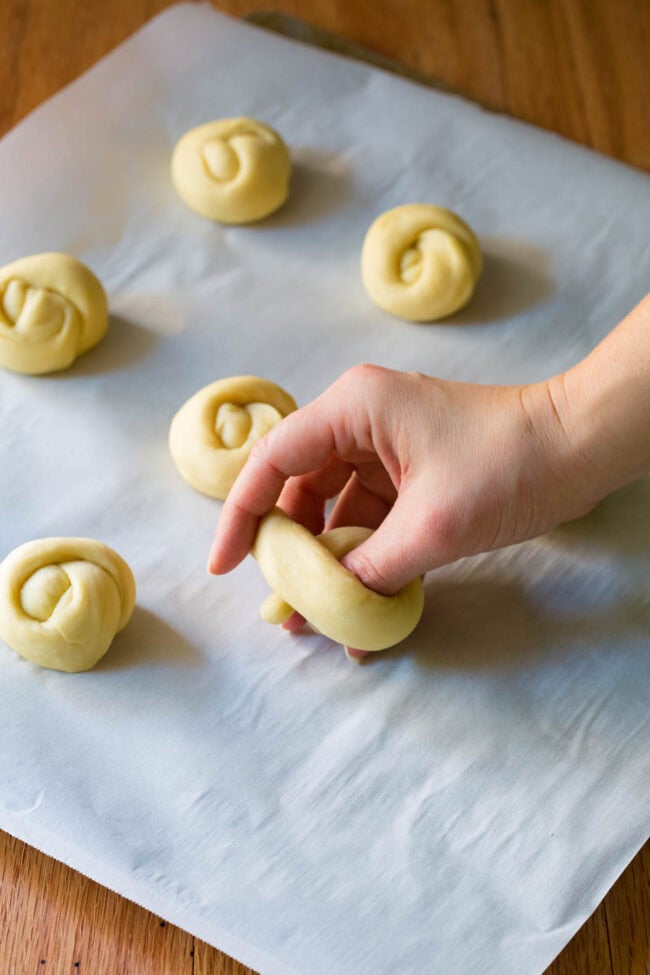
[209,294,650,659]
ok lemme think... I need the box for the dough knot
[253,509,424,653]
[171,117,291,224]
[0,253,108,375]
[0,538,136,672]
[361,204,482,322]
[169,376,297,500]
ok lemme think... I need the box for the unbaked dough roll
[254,508,424,652]
[361,204,482,322]
[0,538,136,673]
[0,253,108,375]
[171,117,291,224]
[169,376,297,500]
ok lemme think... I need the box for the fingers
[326,469,395,532]
[278,454,353,536]
[337,483,426,661]
[209,402,339,573]
[282,611,306,633]
[341,488,446,595]
[209,365,394,574]
[345,647,370,663]
[209,498,263,575]
[209,365,393,574]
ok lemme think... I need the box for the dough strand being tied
[171,117,291,224]
[361,204,482,322]
[254,508,425,654]
[0,252,108,374]
[169,376,297,500]
[0,538,136,673]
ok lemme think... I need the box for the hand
[209,363,599,657]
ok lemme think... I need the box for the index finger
[208,401,337,574]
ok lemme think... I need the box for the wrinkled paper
[0,5,649,974]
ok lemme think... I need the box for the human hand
[208,363,601,658]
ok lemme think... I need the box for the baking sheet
[1,5,650,973]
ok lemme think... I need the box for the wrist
[545,354,650,505]
[518,375,609,524]
[523,295,650,511]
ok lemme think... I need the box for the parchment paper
[1,5,649,973]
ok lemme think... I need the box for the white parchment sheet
[1,5,649,973]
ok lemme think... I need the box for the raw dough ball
[254,508,424,652]
[171,117,291,224]
[361,204,482,322]
[169,376,297,500]
[0,538,136,672]
[0,252,108,374]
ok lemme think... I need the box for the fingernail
[207,542,219,575]
[345,647,368,664]
[282,612,306,633]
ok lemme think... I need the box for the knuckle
[339,362,385,389]
[249,432,274,464]
[407,369,430,385]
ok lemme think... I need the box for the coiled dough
[169,376,297,500]
[0,252,108,374]
[254,508,424,652]
[0,538,136,673]
[171,117,291,224]
[361,204,482,322]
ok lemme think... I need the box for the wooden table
[0,2,648,972]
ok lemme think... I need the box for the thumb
[341,490,450,595]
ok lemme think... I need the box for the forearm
[549,293,650,502]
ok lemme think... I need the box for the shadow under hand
[550,479,650,556]
[452,236,553,325]
[49,314,158,378]
[259,147,354,228]
[97,606,204,672]
[390,576,552,672]
[374,568,650,673]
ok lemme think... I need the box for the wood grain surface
[0,1,648,974]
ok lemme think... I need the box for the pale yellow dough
[0,252,108,375]
[169,376,297,500]
[0,538,136,673]
[361,204,482,322]
[171,117,291,224]
[254,508,424,653]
